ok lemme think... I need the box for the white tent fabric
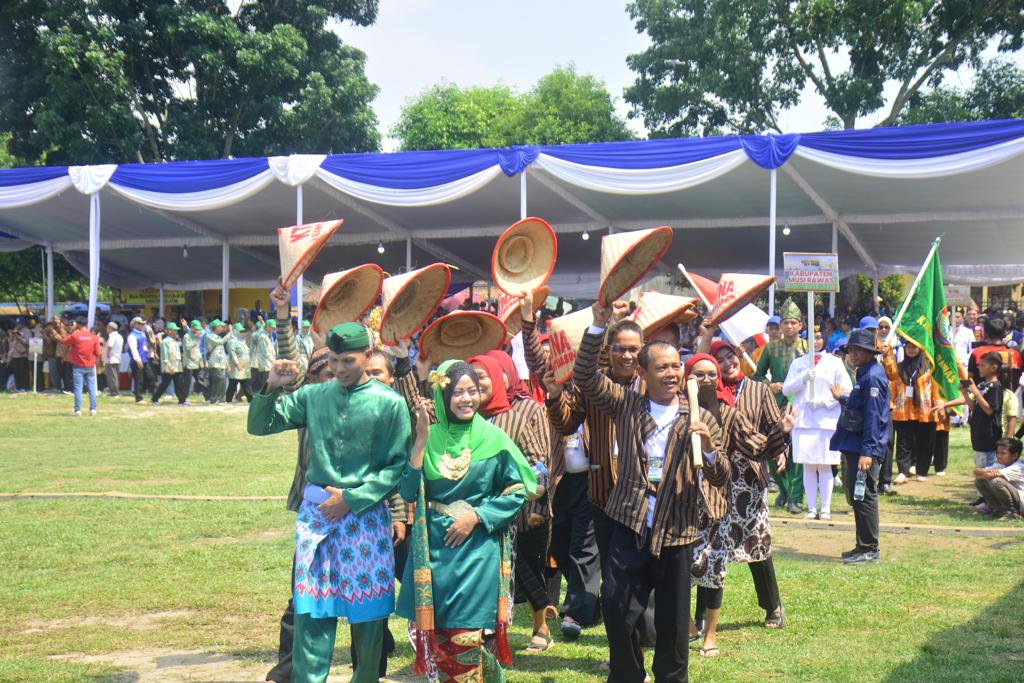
[2,119,1023,327]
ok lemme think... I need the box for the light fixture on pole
[377,241,385,254]
[182,245,189,259]
[581,230,590,241]
[782,224,791,236]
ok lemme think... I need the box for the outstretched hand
[519,293,536,324]
[267,359,299,390]
[270,284,290,313]
[779,404,797,435]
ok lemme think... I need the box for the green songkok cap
[165,322,181,332]
[327,322,370,354]
[780,297,803,322]
[266,319,277,329]
[190,320,202,330]
[233,322,244,332]
[210,319,224,328]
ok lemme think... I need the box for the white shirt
[563,424,590,474]
[989,461,1024,513]
[645,400,679,528]
[954,324,976,366]
[106,331,123,363]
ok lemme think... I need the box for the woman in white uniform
[783,326,852,520]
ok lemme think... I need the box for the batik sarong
[293,490,395,622]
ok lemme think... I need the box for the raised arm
[573,303,629,419]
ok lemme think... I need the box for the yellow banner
[116,288,186,306]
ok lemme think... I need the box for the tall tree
[899,58,1024,124]
[393,65,633,151]
[0,0,381,164]
[625,1,1024,137]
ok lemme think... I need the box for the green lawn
[1,392,1023,682]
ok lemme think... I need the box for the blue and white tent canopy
[1,119,1023,310]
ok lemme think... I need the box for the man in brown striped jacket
[575,301,731,683]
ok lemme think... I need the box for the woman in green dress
[397,360,537,683]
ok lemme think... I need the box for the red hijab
[485,349,534,403]
[684,352,734,407]
[709,339,743,404]
[468,354,512,416]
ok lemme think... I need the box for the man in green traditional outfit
[754,297,808,513]
[205,320,229,404]
[297,319,314,361]
[250,320,275,394]
[248,322,412,683]
[181,320,205,399]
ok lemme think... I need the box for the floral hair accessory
[428,369,450,392]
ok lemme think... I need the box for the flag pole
[887,237,942,345]
[677,262,758,370]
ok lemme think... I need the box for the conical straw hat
[681,270,719,307]
[419,311,506,363]
[492,217,558,296]
[278,220,343,289]
[379,264,451,345]
[311,264,384,333]
[499,286,550,340]
[631,292,699,337]
[546,308,595,385]
[598,227,673,305]
[705,273,775,326]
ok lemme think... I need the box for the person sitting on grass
[973,437,1024,520]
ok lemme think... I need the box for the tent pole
[872,273,879,314]
[87,193,101,330]
[221,242,230,321]
[406,238,412,272]
[768,169,777,315]
[45,244,54,321]
[829,222,837,317]
[159,284,165,318]
[295,184,304,325]
[520,170,527,221]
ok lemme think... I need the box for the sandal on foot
[764,605,785,629]
[698,646,720,657]
[526,631,553,652]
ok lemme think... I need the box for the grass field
[2,391,1023,682]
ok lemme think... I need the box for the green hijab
[422,359,537,493]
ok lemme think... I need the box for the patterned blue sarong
[293,496,395,622]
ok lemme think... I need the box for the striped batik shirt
[573,329,732,556]
[489,397,552,529]
[729,376,790,487]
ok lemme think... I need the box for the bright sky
[333,0,1023,151]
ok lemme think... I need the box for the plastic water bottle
[854,470,867,501]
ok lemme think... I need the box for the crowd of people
[4,288,1024,683]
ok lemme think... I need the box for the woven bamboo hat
[705,273,775,325]
[379,263,451,345]
[631,292,699,337]
[498,286,550,340]
[598,227,673,305]
[278,220,343,289]
[419,311,506,363]
[681,270,719,307]
[546,308,594,385]
[492,217,557,297]
[311,264,384,333]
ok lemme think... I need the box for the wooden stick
[687,377,702,470]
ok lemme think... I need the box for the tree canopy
[898,58,1024,124]
[0,0,382,165]
[392,65,633,151]
[625,0,1024,137]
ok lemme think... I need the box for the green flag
[895,239,960,401]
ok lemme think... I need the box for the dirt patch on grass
[52,648,413,682]
[200,527,290,546]
[25,610,195,634]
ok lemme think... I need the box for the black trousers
[694,557,780,624]
[932,430,950,473]
[152,372,188,404]
[182,368,205,396]
[131,362,156,400]
[880,427,895,488]
[226,378,252,402]
[895,421,936,476]
[594,506,656,648]
[550,472,601,626]
[251,369,269,394]
[514,521,552,612]
[843,452,881,552]
[9,357,29,390]
[603,522,692,683]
